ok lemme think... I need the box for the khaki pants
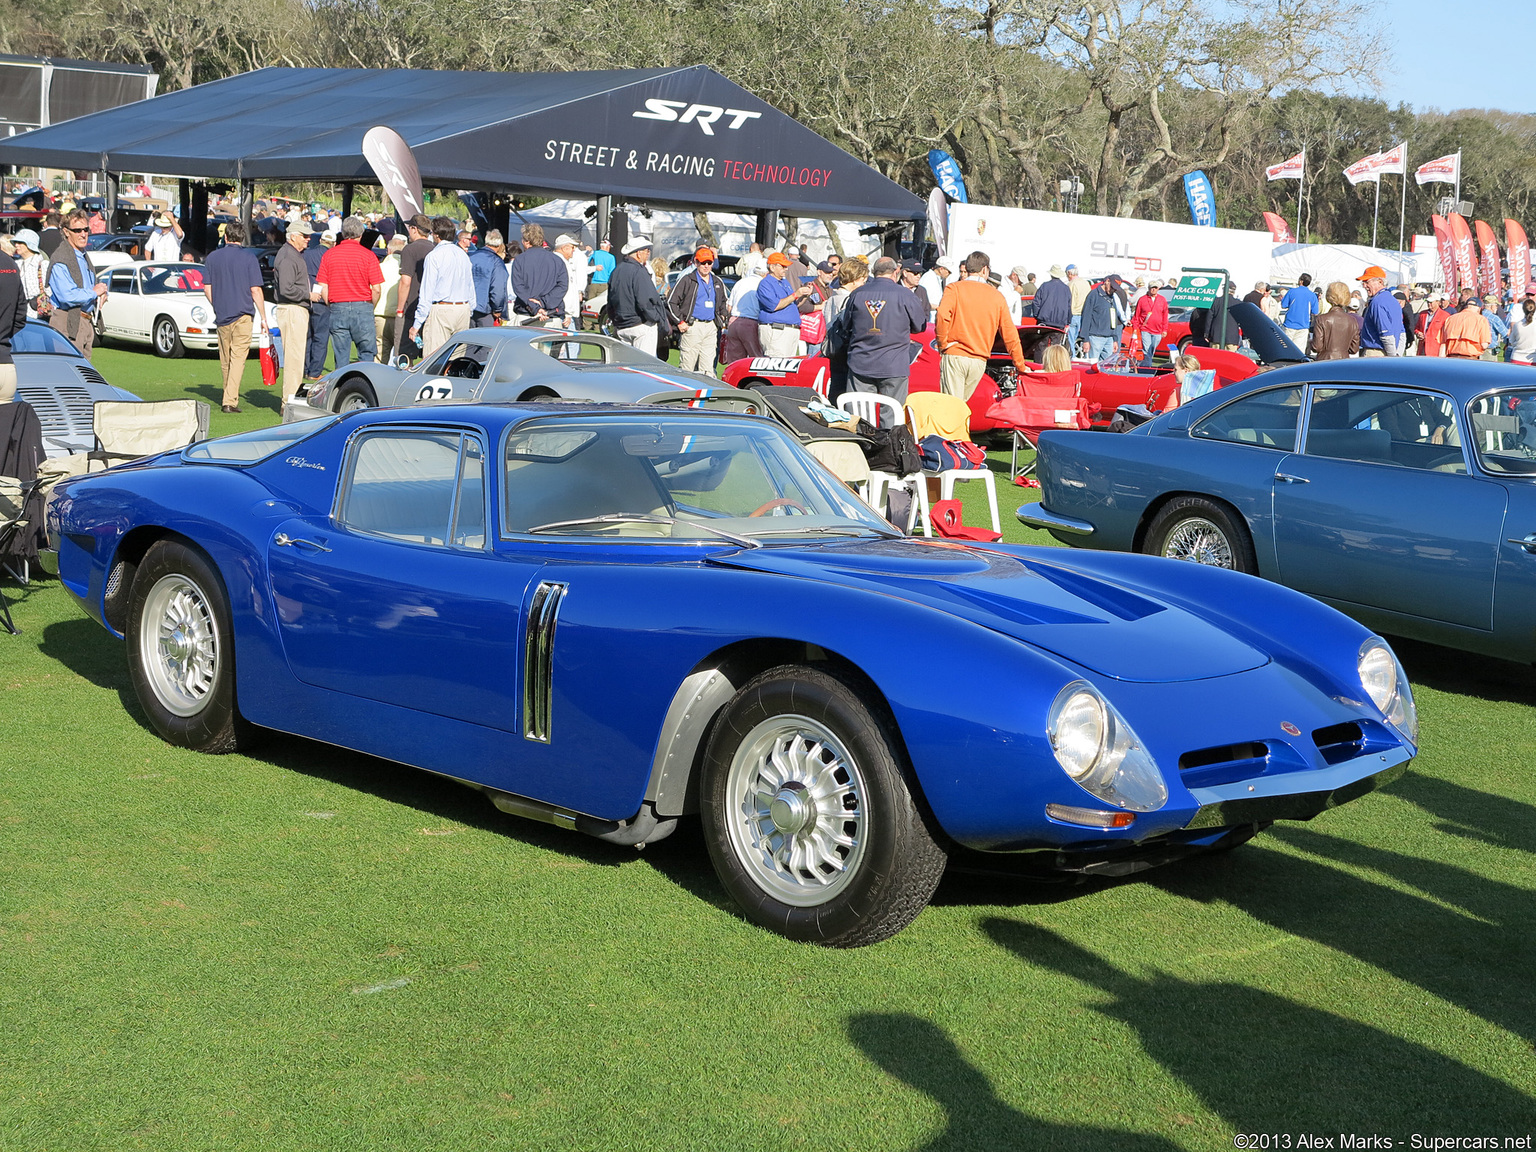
[678,322,718,374]
[374,315,396,362]
[274,304,309,402]
[759,323,800,357]
[939,354,987,400]
[617,323,657,351]
[50,308,94,360]
[422,303,472,359]
[0,362,15,404]
[217,315,253,408]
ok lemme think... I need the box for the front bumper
[282,398,329,424]
[1183,757,1407,829]
[1017,502,1096,535]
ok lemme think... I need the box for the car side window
[337,430,487,547]
[1190,386,1303,451]
[437,343,491,380]
[1304,388,1465,473]
[531,338,608,364]
[108,269,135,293]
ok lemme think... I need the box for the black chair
[0,475,45,635]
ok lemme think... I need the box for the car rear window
[183,416,338,463]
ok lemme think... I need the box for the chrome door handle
[1274,473,1310,483]
[274,532,332,553]
[1507,535,1536,553]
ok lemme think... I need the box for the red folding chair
[985,371,1092,480]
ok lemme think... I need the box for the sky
[1373,0,1533,115]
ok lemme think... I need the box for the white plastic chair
[835,392,927,533]
[905,392,1000,538]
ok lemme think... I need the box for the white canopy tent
[1269,243,1442,289]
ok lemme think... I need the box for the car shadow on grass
[982,917,1536,1135]
[1388,632,1536,707]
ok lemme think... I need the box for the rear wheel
[125,540,253,753]
[1175,336,1192,356]
[153,315,186,358]
[518,386,559,402]
[700,665,947,946]
[1142,496,1257,574]
[334,377,377,413]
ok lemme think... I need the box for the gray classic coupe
[287,326,724,421]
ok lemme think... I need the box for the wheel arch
[333,372,379,409]
[1132,489,1252,555]
[643,637,919,821]
[104,526,226,634]
[517,385,560,401]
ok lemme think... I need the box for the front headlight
[190,305,209,324]
[1358,639,1418,745]
[305,378,331,408]
[1047,682,1168,812]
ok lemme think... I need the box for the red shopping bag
[257,327,278,387]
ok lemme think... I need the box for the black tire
[1142,496,1258,574]
[334,377,377,413]
[152,315,186,359]
[1175,336,1192,356]
[699,665,947,946]
[125,539,254,753]
[518,386,559,401]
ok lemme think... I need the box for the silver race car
[288,326,724,421]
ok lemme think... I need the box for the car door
[1271,385,1504,631]
[100,268,136,338]
[266,425,542,751]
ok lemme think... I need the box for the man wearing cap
[1357,266,1406,357]
[918,258,951,320]
[609,236,668,351]
[1131,280,1169,364]
[1280,273,1318,353]
[509,223,568,326]
[757,252,814,357]
[1415,291,1451,357]
[1033,264,1072,337]
[317,215,385,367]
[896,260,932,323]
[1441,297,1492,359]
[845,256,927,411]
[553,234,590,325]
[666,247,729,374]
[273,218,319,403]
[145,212,183,263]
[469,229,509,328]
[935,251,1027,399]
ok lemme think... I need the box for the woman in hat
[146,212,183,263]
[11,229,48,318]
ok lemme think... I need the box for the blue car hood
[709,540,1268,683]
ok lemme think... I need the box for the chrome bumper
[1017,503,1096,536]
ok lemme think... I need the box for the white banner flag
[1415,153,1461,186]
[1265,150,1305,181]
[1344,145,1406,185]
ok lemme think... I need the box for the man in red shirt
[1131,282,1169,364]
[316,215,385,366]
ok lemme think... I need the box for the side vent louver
[522,582,567,743]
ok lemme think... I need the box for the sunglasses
[66,226,89,233]
[697,259,714,265]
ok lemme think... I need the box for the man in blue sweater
[1280,273,1318,354]
[1032,264,1072,340]
[1357,266,1406,356]
[845,256,928,409]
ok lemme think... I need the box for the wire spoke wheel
[724,714,868,907]
[138,573,221,717]
[1160,516,1234,568]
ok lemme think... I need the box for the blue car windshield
[503,415,893,541]
[1471,389,1536,475]
[12,321,80,356]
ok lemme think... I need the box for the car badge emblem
[1280,721,1301,736]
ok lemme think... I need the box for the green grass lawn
[1,344,1533,1149]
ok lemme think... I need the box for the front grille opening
[1313,721,1365,765]
[1180,741,1269,772]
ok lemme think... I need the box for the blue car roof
[1197,357,1533,408]
[329,400,761,435]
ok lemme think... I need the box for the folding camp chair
[83,399,211,470]
[986,371,1092,480]
[0,475,45,634]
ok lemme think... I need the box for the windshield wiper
[749,524,901,539]
[524,514,760,548]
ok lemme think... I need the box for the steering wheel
[749,497,809,517]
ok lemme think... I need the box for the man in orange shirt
[934,251,1027,399]
[1441,298,1492,359]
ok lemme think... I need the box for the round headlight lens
[1358,639,1417,745]
[1051,690,1107,779]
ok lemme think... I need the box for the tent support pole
[191,182,208,256]
[104,170,119,232]
[178,179,190,237]
[239,178,254,241]
[756,210,778,250]
[341,183,353,218]
[595,195,611,248]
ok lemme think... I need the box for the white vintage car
[96,262,219,358]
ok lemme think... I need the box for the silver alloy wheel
[1161,516,1235,568]
[154,318,178,355]
[723,714,867,906]
[337,390,371,413]
[138,573,221,717]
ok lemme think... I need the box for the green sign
[1169,273,1225,308]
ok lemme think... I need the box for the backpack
[918,435,987,472]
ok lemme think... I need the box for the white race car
[96,262,218,358]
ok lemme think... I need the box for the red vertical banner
[1507,220,1531,297]
[1261,211,1295,242]
[1473,220,1501,299]
[1448,214,1479,295]
[1432,214,1458,299]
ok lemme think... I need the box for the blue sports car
[1023,358,1536,664]
[50,402,1416,945]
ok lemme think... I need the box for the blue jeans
[305,303,331,376]
[330,301,376,367]
[1088,335,1116,363]
[1140,330,1160,363]
[1068,315,1081,351]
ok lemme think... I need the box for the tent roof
[0,65,925,221]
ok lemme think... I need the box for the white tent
[1268,243,1442,288]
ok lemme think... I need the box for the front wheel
[700,665,947,946]
[1142,496,1257,574]
[334,377,377,413]
[153,315,186,358]
[125,540,253,752]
